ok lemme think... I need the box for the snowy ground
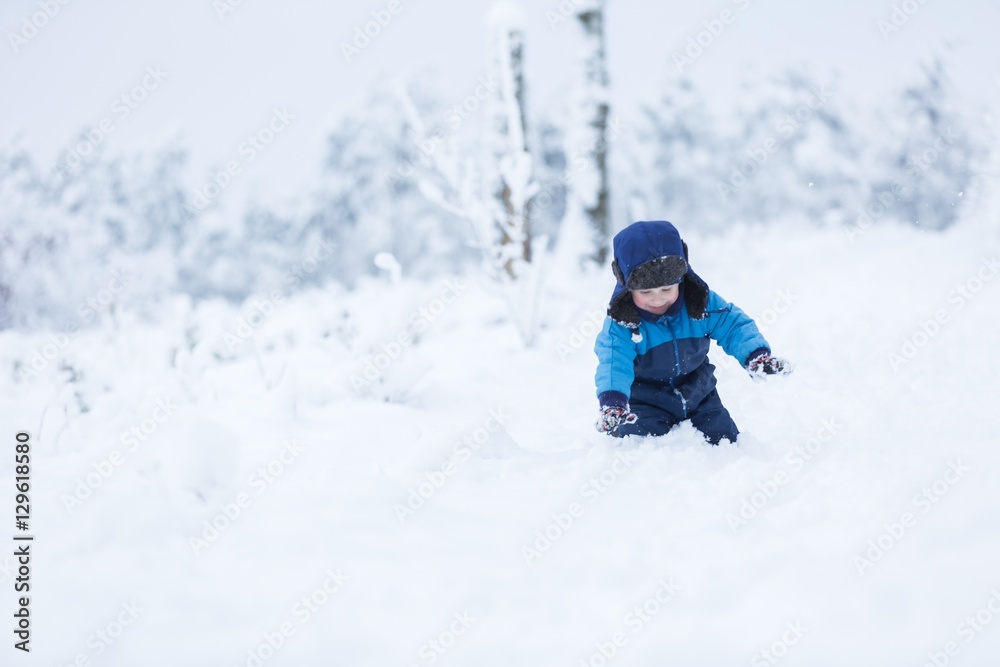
[2,220,1000,666]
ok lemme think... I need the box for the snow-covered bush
[865,58,981,230]
[0,144,188,329]
[638,60,979,233]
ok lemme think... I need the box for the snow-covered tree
[640,70,884,231]
[719,69,862,228]
[530,117,568,238]
[557,0,611,267]
[489,2,536,277]
[257,86,473,292]
[868,57,979,230]
[0,143,189,329]
[639,77,729,229]
[401,4,547,346]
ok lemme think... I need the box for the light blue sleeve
[594,318,638,398]
[705,290,770,365]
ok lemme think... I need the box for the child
[594,220,792,444]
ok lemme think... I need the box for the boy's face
[631,284,680,315]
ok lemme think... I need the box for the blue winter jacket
[594,221,769,417]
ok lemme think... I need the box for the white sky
[2,0,998,208]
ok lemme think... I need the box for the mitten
[746,349,793,381]
[596,405,638,433]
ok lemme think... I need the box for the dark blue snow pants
[612,389,739,445]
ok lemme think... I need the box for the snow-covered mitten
[746,350,793,381]
[596,405,638,433]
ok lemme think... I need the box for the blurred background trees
[0,3,985,332]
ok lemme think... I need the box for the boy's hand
[747,351,793,381]
[596,405,638,433]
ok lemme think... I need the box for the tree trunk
[492,16,534,277]
[568,0,611,266]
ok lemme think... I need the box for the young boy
[594,220,792,444]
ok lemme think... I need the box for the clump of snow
[373,251,402,284]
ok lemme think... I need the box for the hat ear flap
[682,240,689,262]
[611,258,625,285]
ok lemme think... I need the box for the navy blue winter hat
[611,221,688,289]
[607,220,710,327]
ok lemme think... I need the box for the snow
[487,1,526,30]
[3,221,999,665]
[373,252,403,284]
